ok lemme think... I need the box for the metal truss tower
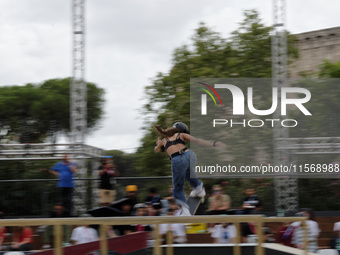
[71,0,86,144]
[272,0,299,213]
[71,0,87,215]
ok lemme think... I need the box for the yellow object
[185,223,207,233]
[126,185,138,192]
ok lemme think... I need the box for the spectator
[211,223,236,244]
[163,185,174,200]
[98,158,119,207]
[160,185,174,216]
[159,198,178,217]
[124,185,139,214]
[131,204,152,233]
[238,187,261,214]
[275,221,296,247]
[120,202,133,217]
[9,226,33,251]
[50,153,78,216]
[133,203,148,217]
[330,222,340,254]
[106,225,117,238]
[291,209,320,253]
[145,187,162,216]
[207,184,231,214]
[71,225,98,245]
[41,204,72,249]
[159,207,187,244]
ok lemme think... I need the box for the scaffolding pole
[272,0,299,213]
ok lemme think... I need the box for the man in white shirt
[159,208,187,244]
[71,225,99,245]
[291,209,320,253]
[159,223,187,244]
[211,223,236,244]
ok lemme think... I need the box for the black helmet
[173,122,189,134]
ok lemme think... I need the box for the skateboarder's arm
[154,138,165,152]
[181,133,226,149]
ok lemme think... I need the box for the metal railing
[0,215,309,255]
[0,143,104,160]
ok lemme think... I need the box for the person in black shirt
[239,187,262,215]
[123,185,139,213]
[145,187,162,216]
[98,159,119,206]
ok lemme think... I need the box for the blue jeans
[171,150,201,207]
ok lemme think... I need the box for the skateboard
[187,196,203,215]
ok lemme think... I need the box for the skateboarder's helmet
[173,122,189,134]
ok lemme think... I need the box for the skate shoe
[179,204,191,216]
[189,183,206,198]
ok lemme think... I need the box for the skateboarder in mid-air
[154,122,226,216]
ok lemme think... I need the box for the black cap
[173,122,189,134]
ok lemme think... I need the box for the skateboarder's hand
[214,141,226,149]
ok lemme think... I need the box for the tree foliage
[319,60,340,78]
[0,78,105,143]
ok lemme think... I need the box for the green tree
[319,60,340,78]
[0,78,105,143]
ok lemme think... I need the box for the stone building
[289,26,340,79]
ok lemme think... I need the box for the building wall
[289,26,340,79]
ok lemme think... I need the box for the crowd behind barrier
[0,215,314,255]
[0,179,339,254]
